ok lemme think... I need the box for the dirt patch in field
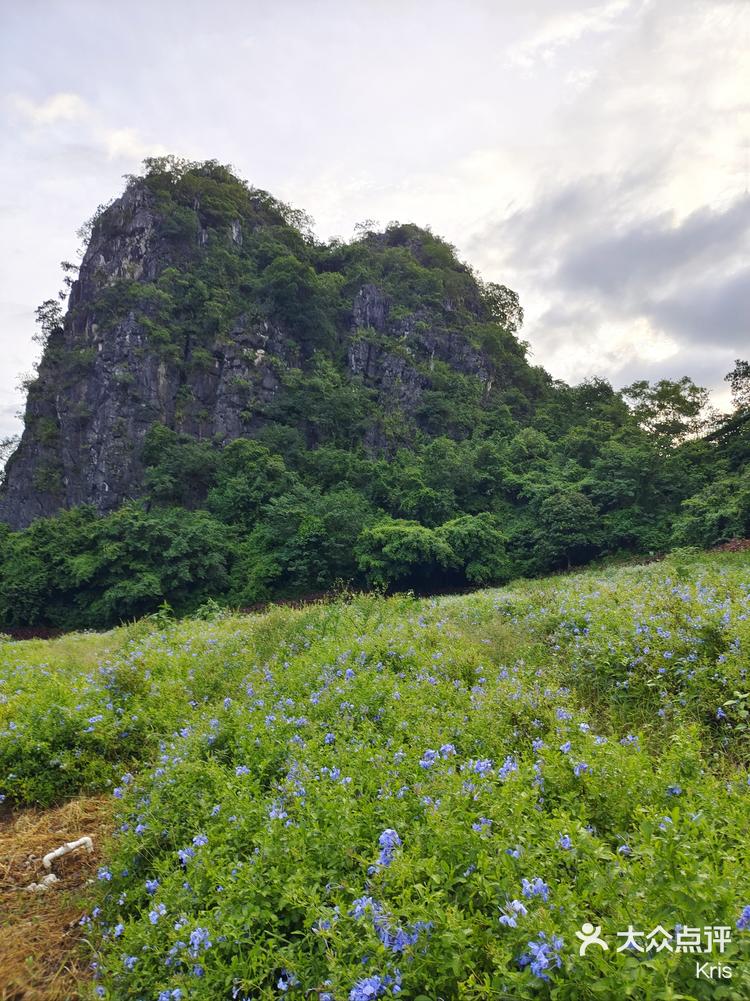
[712,537,750,553]
[0,796,112,1001]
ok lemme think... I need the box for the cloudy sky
[1,0,748,441]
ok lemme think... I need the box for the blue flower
[518,932,564,980]
[349,975,387,1001]
[149,903,167,924]
[737,905,750,931]
[378,828,402,866]
[558,834,573,850]
[559,741,572,754]
[419,749,438,768]
[472,817,492,832]
[188,926,212,956]
[192,833,208,846]
[498,755,518,780]
[379,828,401,851]
[521,877,550,901]
[278,970,300,991]
[324,733,335,744]
[351,895,376,919]
[269,801,288,821]
[97,867,112,881]
[471,758,493,776]
[123,955,137,971]
[499,898,528,926]
[145,878,159,894]
[666,785,682,796]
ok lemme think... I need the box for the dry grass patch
[0,796,112,1001]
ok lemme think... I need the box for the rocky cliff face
[0,160,531,530]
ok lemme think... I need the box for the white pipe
[42,835,94,870]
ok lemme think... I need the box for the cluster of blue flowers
[521,877,550,902]
[277,970,300,991]
[470,757,493,776]
[518,932,564,980]
[376,828,402,868]
[349,970,402,1000]
[499,898,528,928]
[418,744,455,768]
[350,893,430,955]
[188,926,212,958]
[498,754,518,780]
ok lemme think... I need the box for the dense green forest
[0,159,749,630]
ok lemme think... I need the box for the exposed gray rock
[352,283,390,332]
[0,180,300,529]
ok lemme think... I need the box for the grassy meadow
[2,551,750,999]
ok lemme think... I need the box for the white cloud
[508,0,635,68]
[102,128,167,161]
[542,311,681,385]
[466,0,749,398]
[9,91,90,125]
[8,92,165,164]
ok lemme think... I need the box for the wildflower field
[2,551,750,1000]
